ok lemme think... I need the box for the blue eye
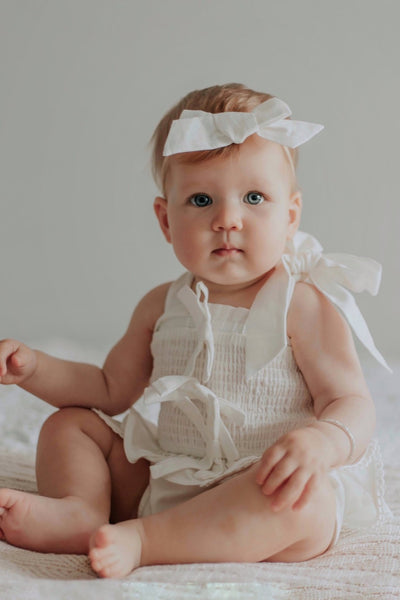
[244,192,264,205]
[190,194,213,207]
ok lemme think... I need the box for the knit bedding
[0,339,399,600]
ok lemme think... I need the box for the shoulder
[140,281,172,308]
[287,281,350,341]
[287,281,325,330]
[287,280,358,380]
[128,281,172,334]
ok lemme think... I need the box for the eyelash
[245,192,265,205]
[189,194,213,207]
[189,192,266,207]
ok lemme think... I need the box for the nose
[211,200,243,232]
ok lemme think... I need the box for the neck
[192,269,277,309]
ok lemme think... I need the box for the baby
[0,83,391,578]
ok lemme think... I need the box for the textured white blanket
[0,340,399,600]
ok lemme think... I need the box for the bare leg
[89,462,337,578]
[0,407,149,554]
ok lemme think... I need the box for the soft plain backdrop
[1,0,399,364]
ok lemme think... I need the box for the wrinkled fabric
[123,375,254,486]
[163,97,323,156]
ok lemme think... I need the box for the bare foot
[0,488,105,553]
[89,520,144,578]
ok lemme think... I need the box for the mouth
[212,247,243,257]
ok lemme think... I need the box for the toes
[89,546,113,565]
[89,552,105,575]
[89,542,116,571]
[99,565,123,579]
[98,557,128,579]
[0,489,12,511]
[90,524,113,550]
[89,551,120,578]
[88,532,129,579]
[92,558,120,579]
[89,523,141,578]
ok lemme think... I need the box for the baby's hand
[0,339,37,385]
[255,427,333,512]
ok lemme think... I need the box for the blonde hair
[150,83,299,196]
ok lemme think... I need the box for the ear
[287,190,302,240]
[153,196,172,243]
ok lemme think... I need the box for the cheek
[169,211,204,241]
[169,216,195,245]
[248,217,288,256]
[168,219,202,263]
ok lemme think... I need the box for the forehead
[165,135,291,193]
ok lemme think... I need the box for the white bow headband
[163,97,324,167]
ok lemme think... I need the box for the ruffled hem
[329,438,391,531]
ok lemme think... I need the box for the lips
[212,247,242,256]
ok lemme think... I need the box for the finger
[10,348,25,370]
[0,342,26,380]
[255,446,286,486]
[292,474,318,511]
[9,344,32,375]
[261,456,298,496]
[0,351,12,376]
[270,469,311,511]
[0,340,19,374]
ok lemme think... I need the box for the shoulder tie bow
[163,97,324,156]
[245,231,391,379]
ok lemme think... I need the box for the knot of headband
[163,97,324,157]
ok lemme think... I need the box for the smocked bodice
[150,285,314,462]
[122,231,389,488]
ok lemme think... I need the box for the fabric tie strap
[177,281,215,383]
[143,376,245,481]
[163,97,324,157]
[245,231,392,378]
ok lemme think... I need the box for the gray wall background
[1,0,399,360]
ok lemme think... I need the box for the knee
[289,475,336,558]
[303,474,336,526]
[38,407,116,458]
[39,407,94,441]
[268,476,336,562]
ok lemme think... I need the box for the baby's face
[154,134,301,291]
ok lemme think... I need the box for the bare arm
[256,281,376,510]
[0,283,170,416]
[288,282,375,466]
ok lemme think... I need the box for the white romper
[95,231,391,543]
